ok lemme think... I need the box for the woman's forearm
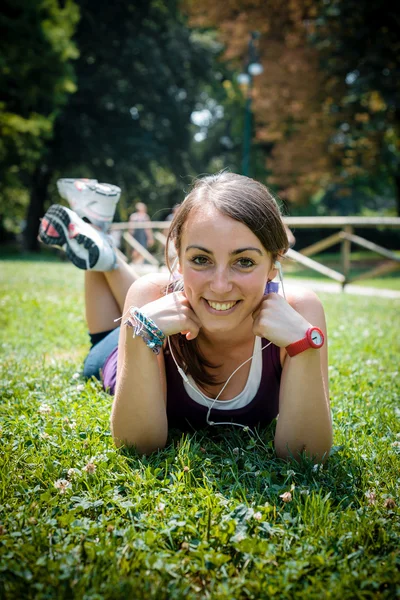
[110,332,168,454]
[274,349,332,462]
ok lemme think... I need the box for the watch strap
[286,337,312,357]
[285,327,324,357]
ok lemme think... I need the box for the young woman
[39,172,332,460]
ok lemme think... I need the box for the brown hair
[165,171,289,388]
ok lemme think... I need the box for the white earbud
[274,260,286,299]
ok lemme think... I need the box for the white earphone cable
[275,260,286,299]
[167,336,272,429]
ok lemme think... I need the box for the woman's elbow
[111,424,168,455]
[112,434,167,455]
[274,436,332,464]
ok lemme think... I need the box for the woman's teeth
[206,300,237,311]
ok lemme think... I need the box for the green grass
[1,260,399,599]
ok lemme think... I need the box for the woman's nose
[209,268,233,295]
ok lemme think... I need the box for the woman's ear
[268,261,279,281]
[269,252,285,280]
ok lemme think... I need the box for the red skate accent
[42,219,59,238]
[68,223,80,238]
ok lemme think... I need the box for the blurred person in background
[128,202,154,264]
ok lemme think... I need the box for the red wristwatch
[285,326,325,357]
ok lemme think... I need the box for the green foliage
[187,35,246,178]
[47,0,227,220]
[0,0,79,205]
[1,0,231,243]
[0,259,399,598]
[308,0,400,214]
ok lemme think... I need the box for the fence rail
[110,217,400,288]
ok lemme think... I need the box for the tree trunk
[23,165,52,252]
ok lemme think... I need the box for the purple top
[102,347,118,396]
[164,340,281,431]
[102,339,282,432]
[102,280,282,431]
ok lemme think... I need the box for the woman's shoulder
[281,283,327,337]
[283,283,326,318]
[277,283,327,367]
[128,271,173,304]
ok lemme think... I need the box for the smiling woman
[38,171,332,461]
[168,205,280,386]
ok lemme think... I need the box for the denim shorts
[82,327,120,380]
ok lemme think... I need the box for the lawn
[1,260,399,599]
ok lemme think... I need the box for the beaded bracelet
[123,306,166,355]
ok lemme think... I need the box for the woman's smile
[203,298,241,314]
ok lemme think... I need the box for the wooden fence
[110,216,400,288]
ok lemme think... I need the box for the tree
[24,0,224,250]
[0,0,79,241]
[185,0,333,206]
[184,0,400,214]
[308,0,400,215]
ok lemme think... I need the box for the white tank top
[183,337,263,410]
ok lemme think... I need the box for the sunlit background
[0,0,399,252]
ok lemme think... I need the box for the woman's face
[178,205,277,335]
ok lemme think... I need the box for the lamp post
[237,32,263,177]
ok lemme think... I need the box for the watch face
[309,328,324,347]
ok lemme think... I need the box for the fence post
[341,225,353,285]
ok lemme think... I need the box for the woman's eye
[236,258,255,268]
[191,255,210,266]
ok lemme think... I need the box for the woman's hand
[252,293,311,347]
[140,291,201,340]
